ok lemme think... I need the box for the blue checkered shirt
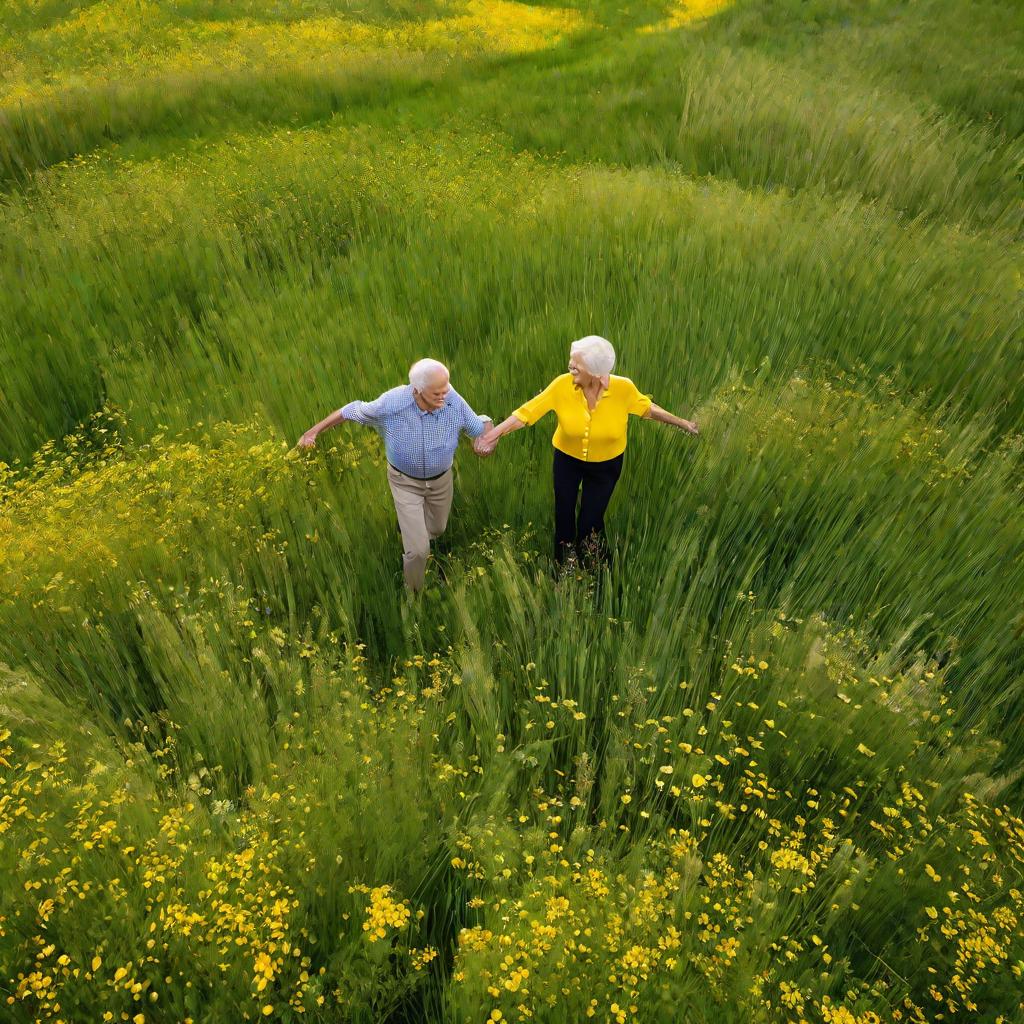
[340,385,489,479]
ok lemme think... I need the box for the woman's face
[568,353,594,386]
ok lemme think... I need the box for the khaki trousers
[386,464,454,590]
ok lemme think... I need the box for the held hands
[473,428,500,457]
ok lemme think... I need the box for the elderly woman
[476,336,698,565]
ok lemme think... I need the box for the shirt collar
[573,376,611,401]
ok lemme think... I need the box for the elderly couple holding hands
[299,336,698,590]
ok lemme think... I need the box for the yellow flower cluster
[410,946,440,971]
[361,885,412,942]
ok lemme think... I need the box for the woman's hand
[298,429,319,449]
[476,415,527,456]
[474,429,500,456]
[679,419,699,435]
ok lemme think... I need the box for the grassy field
[1,0,1023,1021]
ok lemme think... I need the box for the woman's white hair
[409,358,449,391]
[570,335,616,376]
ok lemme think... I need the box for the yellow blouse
[513,374,653,462]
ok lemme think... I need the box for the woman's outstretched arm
[475,377,560,454]
[474,414,527,455]
[644,403,699,435]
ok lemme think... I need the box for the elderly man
[298,359,491,590]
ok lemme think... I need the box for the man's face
[418,372,450,411]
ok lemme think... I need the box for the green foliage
[1,0,1023,1021]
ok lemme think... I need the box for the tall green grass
[1,0,1022,1020]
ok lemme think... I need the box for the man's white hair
[409,358,449,391]
[570,335,616,376]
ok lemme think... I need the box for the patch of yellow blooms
[1,0,588,107]
[639,0,732,35]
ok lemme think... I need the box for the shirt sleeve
[339,393,388,426]
[625,379,653,417]
[513,378,560,425]
[455,392,489,438]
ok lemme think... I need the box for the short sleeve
[341,386,408,426]
[625,379,652,417]
[452,390,487,438]
[513,377,560,425]
[340,392,389,425]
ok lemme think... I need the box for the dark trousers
[552,448,624,565]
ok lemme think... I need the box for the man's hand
[298,429,319,449]
[679,419,699,436]
[474,429,499,457]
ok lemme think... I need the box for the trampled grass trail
[0,0,1023,1021]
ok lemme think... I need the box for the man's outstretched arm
[298,393,390,449]
[298,409,345,448]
